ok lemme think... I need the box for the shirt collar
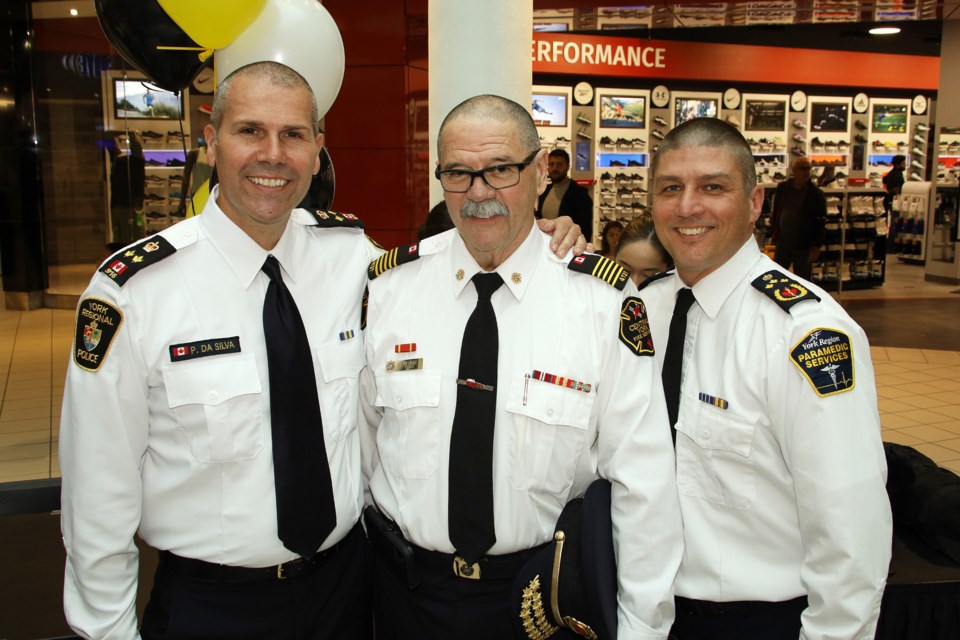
[675,238,763,320]
[199,185,301,289]
[449,220,541,301]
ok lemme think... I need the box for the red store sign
[531,32,939,91]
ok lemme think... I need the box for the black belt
[408,542,547,581]
[159,521,360,583]
[675,595,808,616]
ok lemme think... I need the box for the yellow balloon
[188,180,210,218]
[157,0,267,50]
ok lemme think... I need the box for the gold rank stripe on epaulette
[751,270,821,312]
[368,242,421,280]
[309,210,365,229]
[99,236,177,287]
[567,254,629,290]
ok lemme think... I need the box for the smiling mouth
[249,177,289,188]
[677,226,709,236]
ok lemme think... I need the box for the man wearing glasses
[358,94,682,639]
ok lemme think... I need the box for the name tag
[169,336,241,362]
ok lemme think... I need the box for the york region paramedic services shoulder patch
[73,297,123,372]
[790,328,855,397]
[619,297,654,356]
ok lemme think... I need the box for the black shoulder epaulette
[567,254,629,290]
[99,236,177,287]
[309,210,364,229]
[638,269,673,291]
[751,270,820,313]
[368,243,421,280]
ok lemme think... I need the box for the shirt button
[701,430,711,439]
[208,390,218,401]
[547,408,555,417]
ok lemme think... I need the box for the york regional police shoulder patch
[751,270,820,312]
[791,328,855,397]
[619,297,654,356]
[73,297,123,372]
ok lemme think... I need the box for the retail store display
[893,181,935,262]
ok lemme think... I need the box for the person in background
[418,201,455,241]
[642,117,891,640]
[599,220,623,261]
[360,94,682,640]
[770,155,826,280]
[616,215,673,287]
[536,148,593,240]
[883,154,906,216]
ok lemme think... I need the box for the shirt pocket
[504,373,594,495]
[163,354,264,463]
[675,401,757,509]
[374,370,442,479]
[316,337,365,441]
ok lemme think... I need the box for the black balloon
[298,148,336,211]
[95,0,207,92]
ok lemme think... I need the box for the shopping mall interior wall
[939,21,960,131]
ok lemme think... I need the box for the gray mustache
[460,199,509,220]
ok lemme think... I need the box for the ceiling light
[69,8,79,16]
[869,26,901,35]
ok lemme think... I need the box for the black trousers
[140,524,372,640]
[371,548,518,640]
[773,243,813,280]
[670,595,808,640]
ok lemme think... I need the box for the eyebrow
[654,171,733,184]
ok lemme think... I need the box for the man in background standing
[770,155,826,280]
[537,148,593,241]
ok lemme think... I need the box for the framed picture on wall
[810,102,849,132]
[530,93,568,127]
[871,103,908,133]
[673,96,718,126]
[113,79,184,120]
[744,99,786,131]
[599,95,646,128]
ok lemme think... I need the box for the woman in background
[599,220,624,261]
[616,216,672,286]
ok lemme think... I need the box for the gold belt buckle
[452,555,481,580]
[276,563,286,580]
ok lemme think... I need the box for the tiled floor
[2,259,960,482]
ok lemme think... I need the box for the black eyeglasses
[435,149,541,193]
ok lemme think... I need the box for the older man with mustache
[359,94,682,640]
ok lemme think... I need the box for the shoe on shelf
[835,171,848,180]
[600,172,614,181]
[651,130,665,140]
[198,103,212,115]
[609,159,625,166]
[913,133,926,145]
[790,146,806,156]
[576,129,591,140]
[627,159,643,166]
[165,158,186,167]
[792,118,806,129]
[145,211,166,219]
[855,120,868,131]
[167,131,188,139]
[145,158,163,166]
[911,159,925,170]
[773,171,787,180]
[144,193,167,202]
[837,140,850,148]
[576,114,592,125]
[915,122,930,132]
[140,130,164,139]
[653,115,669,127]
[792,133,806,143]
[855,134,868,143]
[910,171,923,180]
[912,147,926,157]
[599,136,614,145]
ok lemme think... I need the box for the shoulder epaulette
[309,210,364,229]
[638,269,673,291]
[751,270,820,313]
[99,236,177,287]
[567,254,629,290]
[368,243,421,280]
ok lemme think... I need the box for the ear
[535,149,549,196]
[748,183,764,225]
[203,124,217,167]
[314,132,324,176]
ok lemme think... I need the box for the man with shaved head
[641,117,890,639]
[360,94,682,639]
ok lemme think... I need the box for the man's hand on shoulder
[537,216,587,257]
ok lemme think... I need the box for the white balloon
[215,0,345,119]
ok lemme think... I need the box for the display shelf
[812,187,886,291]
[936,131,960,186]
[893,181,934,262]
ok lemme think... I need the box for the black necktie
[261,256,336,559]
[449,272,504,564]
[662,288,696,443]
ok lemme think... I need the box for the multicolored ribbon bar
[531,370,592,393]
[339,330,355,341]
[394,343,416,353]
[698,392,729,409]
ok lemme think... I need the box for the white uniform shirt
[59,189,379,639]
[360,225,683,640]
[641,238,891,640]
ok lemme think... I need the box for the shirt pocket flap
[374,371,442,411]
[506,374,593,430]
[676,402,756,456]
[317,337,365,382]
[163,355,262,408]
